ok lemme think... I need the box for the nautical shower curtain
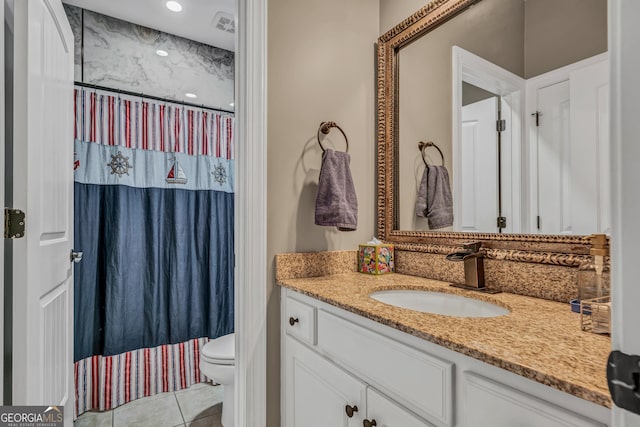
[72,87,234,416]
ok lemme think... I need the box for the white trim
[525,52,609,233]
[610,0,640,425]
[452,46,525,233]
[234,0,267,425]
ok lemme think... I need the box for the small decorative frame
[376,0,594,265]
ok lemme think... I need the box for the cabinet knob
[345,404,358,418]
[363,419,377,427]
[289,317,299,326]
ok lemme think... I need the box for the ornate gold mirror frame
[376,0,593,266]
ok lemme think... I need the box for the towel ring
[317,121,349,153]
[418,141,444,167]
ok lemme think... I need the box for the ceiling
[63,0,235,52]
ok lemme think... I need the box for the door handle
[363,419,377,427]
[289,317,299,326]
[70,250,83,264]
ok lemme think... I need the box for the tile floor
[74,383,223,427]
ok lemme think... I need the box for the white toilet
[200,333,235,427]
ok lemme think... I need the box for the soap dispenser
[578,234,611,334]
[578,234,610,302]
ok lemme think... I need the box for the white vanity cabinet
[281,289,611,427]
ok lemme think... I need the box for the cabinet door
[463,373,606,427]
[284,336,366,427]
[365,388,434,427]
[317,309,453,426]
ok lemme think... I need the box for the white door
[569,58,610,235]
[610,0,640,425]
[0,0,5,405]
[459,97,499,232]
[285,336,366,427]
[11,0,74,424]
[536,80,571,234]
[366,388,433,427]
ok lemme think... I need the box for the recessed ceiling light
[229,102,234,107]
[156,49,169,57]
[185,93,197,99]
[166,1,183,12]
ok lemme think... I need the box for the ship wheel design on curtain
[212,162,227,185]
[107,151,132,177]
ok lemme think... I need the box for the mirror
[378,0,607,253]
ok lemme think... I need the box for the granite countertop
[278,272,612,408]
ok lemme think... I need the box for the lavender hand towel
[315,149,358,231]
[425,165,453,229]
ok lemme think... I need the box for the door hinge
[4,208,26,239]
[531,111,542,126]
[537,215,541,230]
[497,216,507,229]
[496,119,506,132]
[607,351,640,415]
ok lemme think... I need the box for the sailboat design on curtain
[166,157,188,184]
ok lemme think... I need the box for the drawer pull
[289,317,299,326]
[363,419,377,427]
[345,404,358,418]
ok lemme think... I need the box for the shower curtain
[72,87,235,417]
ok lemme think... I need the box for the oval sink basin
[369,290,509,318]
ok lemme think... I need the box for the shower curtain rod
[74,81,235,115]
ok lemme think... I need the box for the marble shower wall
[63,4,234,111]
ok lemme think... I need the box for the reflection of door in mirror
[452,46,525,235]
[453,50,610,236]
[460,94,499,233]
[529,55,610,235]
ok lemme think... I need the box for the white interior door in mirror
[459,97,499,232]
[569,59,610,235]
[531,55,610,235]
[451,47,525,235]
[536,80,572,234]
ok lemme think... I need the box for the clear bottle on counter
[578,234,610,301]
[578,234,610,334]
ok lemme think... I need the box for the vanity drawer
[285,296,316,345]
[317,310,453,427]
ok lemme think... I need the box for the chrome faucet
[446,241,496,292]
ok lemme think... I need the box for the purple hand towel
[424,165,453,229]
[315,149,358,231]
[415,168,429,218]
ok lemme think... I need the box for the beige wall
[266,0,380,424]
[396,0,524,230]
[524,0,607,78]
[380,0,427,35]
[462,82,497,106]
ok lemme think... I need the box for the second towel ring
[418,141,444,167]
[317,121,349,153]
